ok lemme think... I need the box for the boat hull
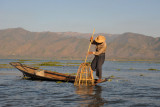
[10,62,75,82]
[10,62,109,85]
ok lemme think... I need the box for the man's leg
[96,54,105,80]
[91,56,98,71]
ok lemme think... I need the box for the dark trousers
[91,53,105,79]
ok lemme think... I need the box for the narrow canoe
[10,62,109,84]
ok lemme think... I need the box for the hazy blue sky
[0,0,160,37]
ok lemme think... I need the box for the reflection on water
[75,85,107,107]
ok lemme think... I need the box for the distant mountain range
[0,28,160,60]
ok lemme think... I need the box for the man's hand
[88,51,93,55]
[90,37,93,41]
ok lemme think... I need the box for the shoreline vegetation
[116,68,160,71]
[35,61,81,67]
[16,58,160,65]
[0,64,14,69]
[1,57,160,62]
[0,59,160,71]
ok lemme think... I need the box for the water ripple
[0,60,160,107]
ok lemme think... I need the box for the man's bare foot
[97,79,102,82]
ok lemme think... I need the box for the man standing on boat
[88,35,107,82]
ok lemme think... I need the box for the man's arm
[93,43,107,55]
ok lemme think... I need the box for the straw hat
[95,35,106,43]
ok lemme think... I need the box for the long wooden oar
[84,28,95,63]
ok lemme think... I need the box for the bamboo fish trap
[74,29,95,86]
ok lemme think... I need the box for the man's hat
[95,35,106,43]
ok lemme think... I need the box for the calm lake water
[0,59,160,107]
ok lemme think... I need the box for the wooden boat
[10,62,109,85]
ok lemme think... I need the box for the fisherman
[88,35,107,82]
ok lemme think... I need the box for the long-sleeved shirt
[91,40,107,55]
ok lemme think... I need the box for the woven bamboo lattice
[74,63,94,86]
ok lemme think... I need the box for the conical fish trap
[74,63,94,86]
